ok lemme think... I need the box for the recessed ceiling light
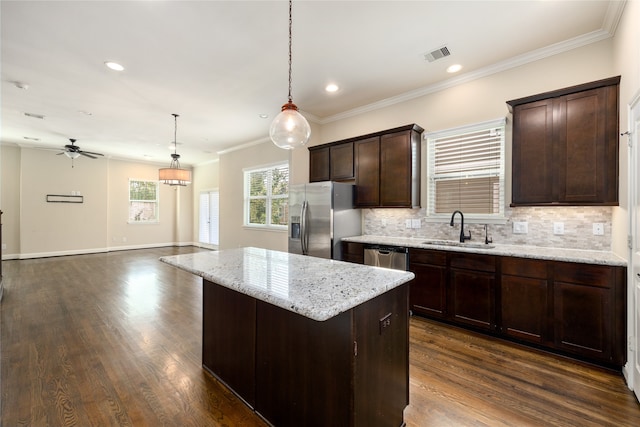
[14,81,29,90]
[325,83,339,93]
[259,114,269,119]
[78,110,93,116]
[447,64,462,73]
[105,61,125,71]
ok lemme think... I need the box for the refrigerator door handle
[301,200,309,255]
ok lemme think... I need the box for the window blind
[427,118,505,217]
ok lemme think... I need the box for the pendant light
[159,114,192,186]
[269,0,311,150]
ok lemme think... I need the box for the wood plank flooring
[1,247,639,426]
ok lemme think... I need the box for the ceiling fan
[57,138,104,159]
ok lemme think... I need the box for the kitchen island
[160,247,415,427]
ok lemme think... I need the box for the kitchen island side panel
[202,278,410,427]
[202,280,257,407]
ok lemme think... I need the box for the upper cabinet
[507,76,620,206]
[309,124,423,208]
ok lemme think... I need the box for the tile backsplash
[363,206,612,251]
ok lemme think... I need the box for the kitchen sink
[421,239,495,249]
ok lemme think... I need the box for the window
[244,163,289,229]
[426,118,505,220]
[199,190,219,245]
[128,179,159,223]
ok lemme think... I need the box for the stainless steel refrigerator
[288,181,361,260]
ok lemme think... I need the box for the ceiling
[1,1,625,167]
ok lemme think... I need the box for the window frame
[243,162,289,231]
[425,118,506,224]
[128,179,160,224]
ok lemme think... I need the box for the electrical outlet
[513,221,528,234]
[405,219,412,229]
[411,219,421,229]
[593,223,605,235]
[553,222,564,235]
[381,219,387,227]
[2,243,6,250]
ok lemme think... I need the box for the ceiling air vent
[424,46,451,63]
[24,112,45,120]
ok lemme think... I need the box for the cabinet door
[330,142,354,181]
[557,86,618,204]
[380,131,412,207]
[409,249,447,319]
[354,137,380,207]
[309,146,330,182]
[553,281,611,361]
[450,269,495,331]
[512,99,554,205]
[410,263,447,319]
[342,241,364,264]
[501,276,549,344]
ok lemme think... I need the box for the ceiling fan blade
[79,152,98,159]
[80,151,104,157]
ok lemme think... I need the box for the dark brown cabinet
[500,257,550,344]
[449,253,497,331]
[553,262,625,364]
[508,76,620,206]
[309,146,330,182]
[309,124,423,208]
[309,142,355,182]
[203,278,410,427]
[342,241,365,264]
[408,248,447,319]
[355,127,422,208]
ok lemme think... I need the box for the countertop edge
[160,249,415,322]
[342,236,627,267]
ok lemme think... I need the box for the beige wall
[1,145,22,257]
[219,140,289,251]
[0,145,192,259]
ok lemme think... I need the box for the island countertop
[160,246,415,321]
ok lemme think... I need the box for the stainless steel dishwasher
[364,246,408,271]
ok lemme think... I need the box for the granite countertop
[160,247,415,321]
[342,235,627,267]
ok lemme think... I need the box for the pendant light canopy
[269,0,310,150]
[159,114,192,186]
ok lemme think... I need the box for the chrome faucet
[450,210,471,243]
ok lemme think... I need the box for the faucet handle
[462,229,471,242]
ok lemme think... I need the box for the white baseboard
[3,242,199,260]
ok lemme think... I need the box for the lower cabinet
[449,253,497,331]
[408,249,447,319]
[342,241,365,264]
[409,248,626,367]
[500,257,550,344]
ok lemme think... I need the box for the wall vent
[424,46,451,63]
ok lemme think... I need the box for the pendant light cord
[172,113,179,155]
[287,0,293,103]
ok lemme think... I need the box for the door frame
[626,89,640,400]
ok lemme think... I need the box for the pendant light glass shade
[270,101,311,150]
[159,114,192,186]
[270,0,310,149]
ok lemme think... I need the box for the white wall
[0,145,21,257]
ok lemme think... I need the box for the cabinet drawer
[409,248,446,266]
[554,262,612,288]
[450,253,496,273]
[502,257,548,279]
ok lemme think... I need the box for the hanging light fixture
[159,114,192,186]
[269,0,311,150]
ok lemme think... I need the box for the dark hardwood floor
[1,247,639,426]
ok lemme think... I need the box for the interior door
[629,90,640,401]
